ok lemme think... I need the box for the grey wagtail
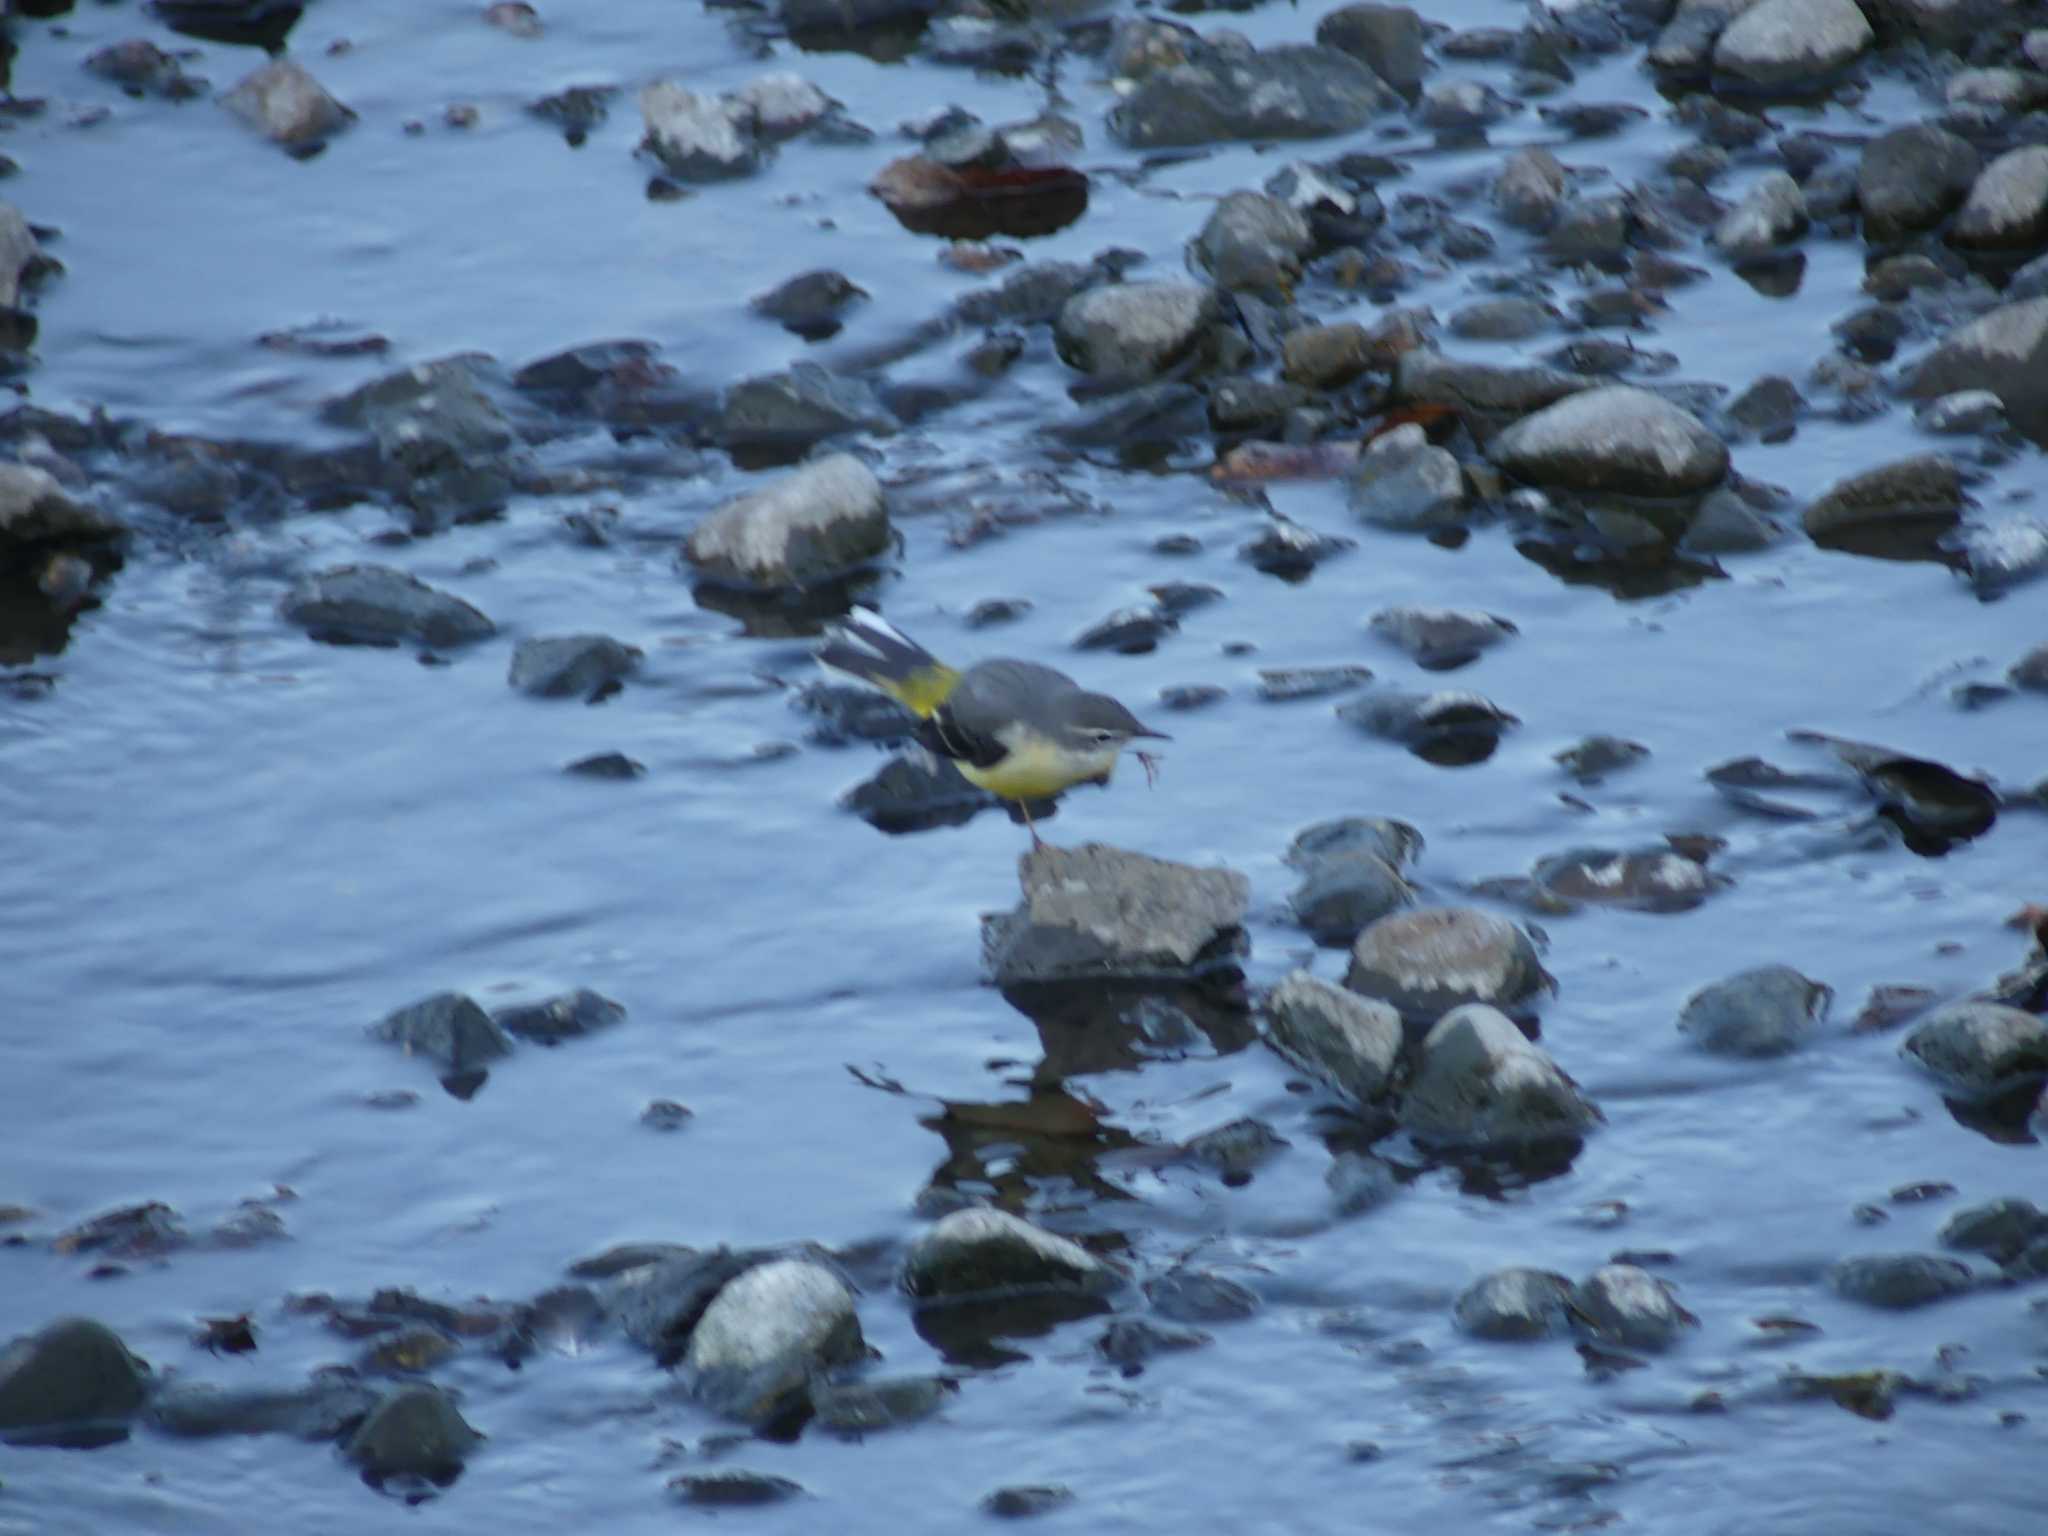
[819,607,1169,845]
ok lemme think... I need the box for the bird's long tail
[817,607,960,719]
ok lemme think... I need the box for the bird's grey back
[950,658,1085,735]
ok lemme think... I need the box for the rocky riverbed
[3,0,2046,1530]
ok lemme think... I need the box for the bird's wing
[917,660,1082,769]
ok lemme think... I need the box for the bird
[818,606,1169,846]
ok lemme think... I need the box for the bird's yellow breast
[958,731,1121,800]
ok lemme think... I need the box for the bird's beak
[1132,725,1171,741]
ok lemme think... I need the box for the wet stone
[491,989,624,1046]
[1394,350,1583,437]
[1677,964,1831,1056]
[1546,194,1633,266]
[1904,298,2048,445]
[1857,125,1980,242]
[981,843,1250,985]
[842,748,992,834]
[279,565,496,649]
[1097,1317,1210,1373]
[2010,642,2048,690]
[1258,665,1373,702]
[1939,1198,2048,1265]
[1368,607,1516,671]
[639,81,763,180]
[669,1471,805,1507]
[683,1259,865,1424]
[1902,1001,2048,1098]
[1495,147,1569,230]
[1281,322,1373,389]
[1054,282,1217,379]
[750,269,868,342]
[1346,426,1466,531]
[0,462,126,551]
[1960,518,2048,598]
[369,997,514,1084]
[811,1374,954,1436]
[1572,1265,1696,1351]
[1449,298,1557,342]
[1327,1151,1400,1214]
[983,1485,1075,1519]
[1454,1268,1574,1341]
[1490,386,1729,498]
[222,58,354,149]
[1950,147,2048,251]
[507,635,641,700]
[1145,1270,1258,1323]
[1346,907,1549,1023]
[1238,517,1355,578]
[717,365,898,451]
[151,1375,380,1441]
[1713,172,1807,260]
[1831,1253,1978,1309]
[903,1207,1116,1299]
[1109,43,1401,149]
[342,1386,482,1487]
[1073,604,1177,654]
[1400,1004,1599,1148]
[1180,1117,1289,1182]
[1802,454,1963,559]
[1188,191,1313,295]
[0,1318,153,1447]
[1711,0,1872,95]
[85,39,206,101]
[1337,688,1518,765]
[1531,846,1717,914]
[1314,4,1430,98]
[1554,735,1649,784]
[1265,971,1403,1104]
[684,453,890,591]
[1915,390,2005,436]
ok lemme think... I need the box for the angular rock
[1145,1269,1257,1323]
[1554,735,1652,783]
[372,992,514,1073]
[1545,194,1632,266]
[639,81,761,180]
[1188,192,1313,295]
[1949,146,2048,252]
[342,1386,483,1484]
[1902,1001,2048,1098]
[1337,688,1517,763]
[751,270,867,341]
[1904,298,2048,444]
[1490,386,1729,498]
[718,364,898,450]
[221,58,354,148]
[0,463,125,550]
[1677,965,1831,1057]
[1400,1004,1599,1146]
[490,989,625,1045]
[1096,1317,1210,1372]
[2010,642,2048,691]
[0,1318,152,1447]
[683,1259,864,1424]
[1801,454,1963,556]
[811,1374,953,1435]
[1110,45,1400,149]
[1650,0,1767,78]
[1857,125,1979,242]
[279,565,496,648]
[610,1247,773,1361]
[1287,846,1413,945]
[1265,971,1403,1104]
[903,1207,1116,1299]
[1454,1268,1574,1340]
[1281,323,1373,390]
[684,453,889,591]
[1916,390,2005,436]
[1571,1265,1697,1350]
[507,635,641,700]
[1713,171,1807,260]
[1346,425,1465,530]
[1314,4,1429,98]
[981,843,1249,985]
[1054,282,1217,379]
[1830,1253,1977,1308]
[1711,0,1872,94]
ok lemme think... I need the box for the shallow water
[4,1,2047,1531]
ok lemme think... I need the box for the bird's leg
[1017,797,1046,850]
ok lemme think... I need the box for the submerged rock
[151,1375,381,1441]
[1902,1001,2048,1098]
[1368,607,1516,671]
[1830,1253,1977,1309]
[507,635,641,700]
[342,1386,482,1485]
[1571,1265,1697,1350]
[1904,299,2048,444]
[1054,282,1217,379]
[1346,907,1551,1022]
[1337,688,1518,765]
[810,1373,953,1435]
[490,989,625,1045]
[983,1485,1075,1518]
[372,992,514,1073]
[1454,1268,1574,1340]
[0,1318,153,1447]
[279,565,496,649]
[1678,965,1831,1056]
[1110,44,1399,149]
[221,58,354,148]
[903,1207,1116,1299]
[981,843,1249,985]
[670,1471,806,1507]
[683,1259,865,1424]
[1490,386,1728,498]
[1802,454,1963,559]
[1399,1004,1599,1147]
[1940,1197,2048,1265]
[683,453,890,591]
[1265,971,1403,1105]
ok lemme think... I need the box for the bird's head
[1058,692,1171,756]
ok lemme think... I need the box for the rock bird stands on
[819,607,1168,846]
